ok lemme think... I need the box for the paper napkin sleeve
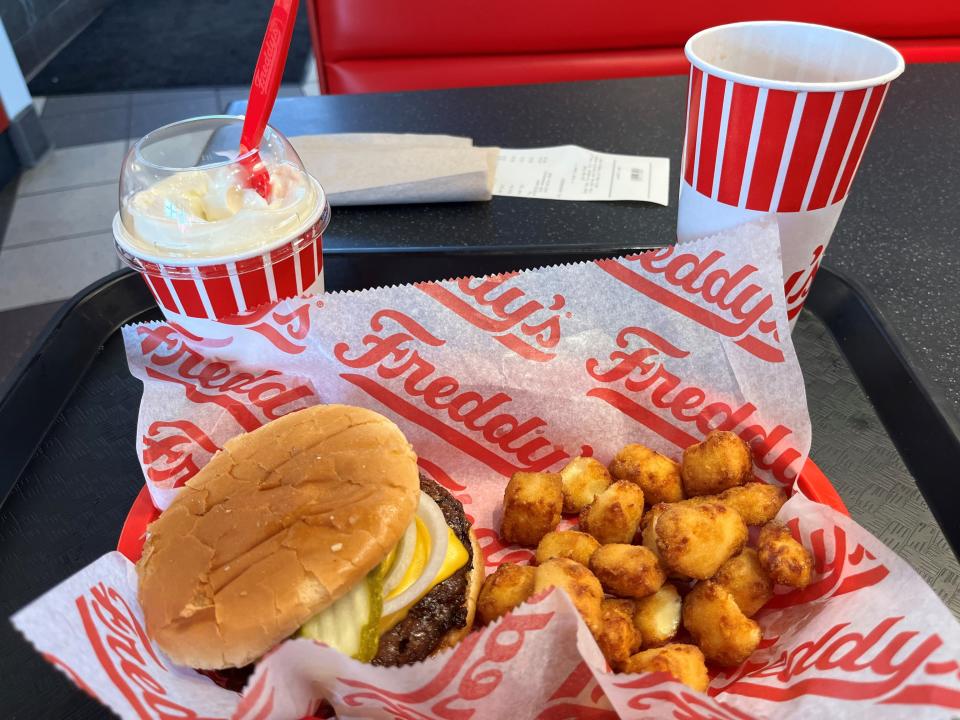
[290,133,497,206]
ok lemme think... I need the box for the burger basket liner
[12,220,960,719]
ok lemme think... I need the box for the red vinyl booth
[306,0,960,95]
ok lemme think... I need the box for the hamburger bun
[137,404,420,669]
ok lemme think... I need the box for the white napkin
[290,133,497,206]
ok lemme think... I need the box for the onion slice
[382,519,417,597]
[381,492,449,617]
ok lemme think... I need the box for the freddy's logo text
[716,615,960,707]
[417,274,566,362]
[136,324,315,432]
[76,583,214,719]
[597,247,784,363]
[141,419,220,490]
[586,326,801,484]
[334,308,570,476]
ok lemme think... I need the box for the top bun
[137,404,419,669]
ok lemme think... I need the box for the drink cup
[677,21,904,323]
[114,116,330,331]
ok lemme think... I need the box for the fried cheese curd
[609,444,684,505]
[682,483,787,526]
[579,480,645,544]
[713,548,773,617]
[621,644,710,693]
[500,471,563,547]
[681,430,753,496]
[758,521,814,588]
[632,583,682,648]
[559,456,612,513]
[535,557,604,627]
[655,502,747,580]
[535,530,601,566]
[593,598,642,667]
[589,543,665,599]
[639,503,670,569]
[488,438,817,678]
[477,563,536,625]
[682,581,761,666]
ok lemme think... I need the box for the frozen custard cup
[114,116,330,326]
[677,22,904,323]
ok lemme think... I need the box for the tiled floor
[0,64,318,380]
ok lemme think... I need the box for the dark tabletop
[232,63,960,419]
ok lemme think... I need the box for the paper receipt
[493,145,670,204]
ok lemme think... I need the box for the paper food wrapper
[290,133,497,206]
[13,221,960,719]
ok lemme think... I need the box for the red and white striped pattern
[682,65,889,212]
[139,216,325,321]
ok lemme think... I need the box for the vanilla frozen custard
[122,162,318,259]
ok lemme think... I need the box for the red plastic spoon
[239,0,300,200]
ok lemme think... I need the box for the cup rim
[685,21,906,92]
[133,114,264,172]
[114,175,329,268]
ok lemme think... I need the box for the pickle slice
[355,563,384,662]
[297,563,384,661]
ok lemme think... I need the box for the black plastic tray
[1,250,959,720]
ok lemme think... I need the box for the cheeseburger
[137,404,481,687]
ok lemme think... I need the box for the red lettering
[722,284,774,329]
[717,617,949,705]
[195,362,230,386]
[136,324,184,357]
[817,618,901,671]
[335,310,569,475]
[419,276,564,361]
[335,332,413,370]
[742,424,800,483]
[91,585,163,667]
[123,661,165,696]
[871,634,945,689]
[671,387,707,421]
[586,328,800,484]
[482,414,518,444]
[423,377,460,409]
[695,401,733,434]
[636,245,674,272]
[142,421,219,489]
[647,367,684,409]
[77,585,219,720]
[596,254,786,363]
[248,382,314,421]
[384,351,431,385]
[456,393,512,431]
[459,274,514,306]
[520,312,562,349]
[702,264,755,306]
[717,403,761,433]
[488,286,537,322]
[216,371,261,394]
[150,341,193,368]
[137,324,313,432]
[586,346,659,385]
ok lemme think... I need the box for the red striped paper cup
[114,181,330,323]
[678,22,904,323]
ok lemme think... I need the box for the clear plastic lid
[117,115,323,264]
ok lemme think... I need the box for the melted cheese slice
[380,516,469,632]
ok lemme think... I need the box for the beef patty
[201,474,473,689]
[373,473,473,666]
